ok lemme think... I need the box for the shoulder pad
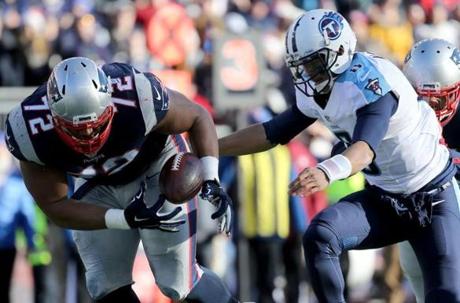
[338,53,392,104]
[133,71,170,133]
[5,105,44,164]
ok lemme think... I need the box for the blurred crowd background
[0,0,459,302]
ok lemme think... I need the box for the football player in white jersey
[399,38,460,303]
[4,58,237,303]
[219,9,460,303]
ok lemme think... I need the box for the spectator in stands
[414,3,459,45]
[367,0,414,65]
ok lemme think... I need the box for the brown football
[159,152,204,204]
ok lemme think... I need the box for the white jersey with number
[296,52,448,194]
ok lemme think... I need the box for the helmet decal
[47,75,63,103]
[286,16,304,53]
[318,12,344,41]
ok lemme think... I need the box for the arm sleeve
[352,91,398,153]
[263,105,316,145]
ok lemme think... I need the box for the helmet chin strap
[315,70,338,95]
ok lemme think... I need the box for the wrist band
[200,156,220,182]
[317,154,352,183]
[104,209,130,229]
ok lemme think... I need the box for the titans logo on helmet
[365,78,383,96]
[318,12,344,41]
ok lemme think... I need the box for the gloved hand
[200,179,233,235]
[124,183,185,232]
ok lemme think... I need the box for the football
[159,152,204,204]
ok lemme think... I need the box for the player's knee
[303,223,341,258]
[96,285,140,303]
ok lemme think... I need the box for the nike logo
[134,216,149,222]
[432,200,445,206]
[153,86,161,100]
[135,190,143,200]
[359,70,371,81]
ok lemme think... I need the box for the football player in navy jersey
[4,57,236,303]
[219,9,460,303]
[399,38,460,303]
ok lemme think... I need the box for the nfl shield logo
[365,78,383,96]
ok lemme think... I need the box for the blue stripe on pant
[303,181,460,303]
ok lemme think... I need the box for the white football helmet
[403,38,460,126]
[285,9,357,96]
[47,57,114,154]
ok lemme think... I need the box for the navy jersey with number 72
[5,63,171,185]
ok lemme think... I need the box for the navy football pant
[303,179,460,303]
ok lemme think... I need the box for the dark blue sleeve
[352,92,398,153]
[263,105,316,145]
[331,141,347,157]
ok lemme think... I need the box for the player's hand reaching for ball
[289,167,329,197]
[124,183,185,231]
[200,180,233,236]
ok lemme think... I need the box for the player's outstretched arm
[219,123,275,156]
[219,105,316,156]
[20,161,109,230]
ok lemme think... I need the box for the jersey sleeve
[263,104,316,145]
[142,72,169,121]
[5,111,27,161]
[132,70,170,134]
[4,85,48,165]
[352,92,398,153]
[338,54,392,108]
